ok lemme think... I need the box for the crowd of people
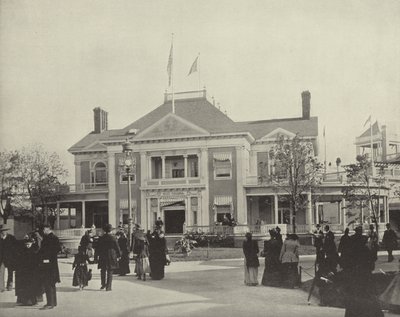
[242,222,399,315]
[0,220,170,310]
[0,223,61,309]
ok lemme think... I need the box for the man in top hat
[0,224,17,292]
[95,224,121,291]
[38,224,61,309]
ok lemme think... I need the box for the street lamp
[122,139,135,244]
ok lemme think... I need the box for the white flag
[363,115,371,127]
[167,43,173,86]
[188,56,198,76]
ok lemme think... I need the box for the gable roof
[69,95,318,152]
[357,121,380,139]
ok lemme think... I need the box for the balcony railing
[58,183,108,193]
[144,178,202,187]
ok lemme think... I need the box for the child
[72,246,91,290]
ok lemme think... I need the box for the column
[307,192,313,231]
[341,198,346,231]
[107,150,117,227]
[161,155,166,179]
[186,196,191,227]
[74,161,81,186]
[148,156,152,180]
[184,155,188,178]
[82,201,86,228]
[337,201,341,225]
[200,148,209,226]
[68,206,72,228]
[236,146,247,224]
[274,194,279,224]
[56,202,61,230]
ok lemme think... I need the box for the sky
[1,0,399,183]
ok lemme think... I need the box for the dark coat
[96,233,121,270]
[323,231,337,255]
[338,234,352,269]
[0,233,17,269]
[382,229,398,250]
[148,234,168,280]
[38,232,61,284]
[243,239,259,267]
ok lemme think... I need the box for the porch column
[274,194,279,224]
[384,196,389,223]
[341,198,346,230]
[81,201,86,228]
[338,201,342,226]
[186,196,191,226]
[161,155,166,179]
[68,206,72,228]
[56,202,60,230]
[184,155,188,178]
[307,192,313,231]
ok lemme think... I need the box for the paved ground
[1,251,399,317]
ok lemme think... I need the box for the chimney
[93,107,108,133]
[301,91,311,120]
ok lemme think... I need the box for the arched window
[93,162,107,184]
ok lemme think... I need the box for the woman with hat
[115,230,130,276]
[95,224,121,291]
[261,229,282,287]
[280,233,300,288]
[148,229,168,280]
[15,236,40,306]
[134,229,150,281]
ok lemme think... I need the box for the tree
[342,154,387,237]
[266,134,323,233]
[0,144,68,225]
[0,151,22,223]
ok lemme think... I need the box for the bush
[182,231,233,248]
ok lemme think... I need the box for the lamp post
[122,139,134,244]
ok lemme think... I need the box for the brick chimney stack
[93,107,108,134]
[301,91,311,120]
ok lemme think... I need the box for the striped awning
[160,197,185,207]
[213,152,232,162]
[119,199,137,209]
[214,195,233,206]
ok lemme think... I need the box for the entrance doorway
[164,209,185,234]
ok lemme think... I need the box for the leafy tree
[0,151,22,223]
[0,144,68,225]
[265,134,323,233]
[342,154,387,237]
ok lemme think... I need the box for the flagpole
[198,53,201,96]
[324,126,327,174]
[171,33,175,114]
[370,119,374,175]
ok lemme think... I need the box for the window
[120,173,136,184]
[214,152,232,179]
[91,162,107,184]
[172,169,184,178]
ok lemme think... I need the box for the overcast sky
[1,0,399,183]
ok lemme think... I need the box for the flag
[363,115,371,127]
[188,56,198,76]
[167,43,173,86]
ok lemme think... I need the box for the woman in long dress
[115,231,130,276]
[261,229,282,287]
[242,232,259,286]
[135,231,150,281]
[280,233,300,288]
[148,229,168,280]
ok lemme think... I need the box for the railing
[58,183,108,193]
[145,178,202,187]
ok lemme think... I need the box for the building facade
[55,90,390,235]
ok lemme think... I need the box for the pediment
[83,142,108,151]
[135,113,210,140]
[259,128,296,141]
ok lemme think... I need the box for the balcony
[144,178,203,188]
[58,183,108,193]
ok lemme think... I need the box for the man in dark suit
[0,225,17,291]
[38,224,61,309]
[95,224,121,291]
[323,225,338,273]
[382,223,398,262]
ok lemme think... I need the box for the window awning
[213,152,232,162]
[119,199,137,209]
[160,197,185,207]
[214,195,233,206]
